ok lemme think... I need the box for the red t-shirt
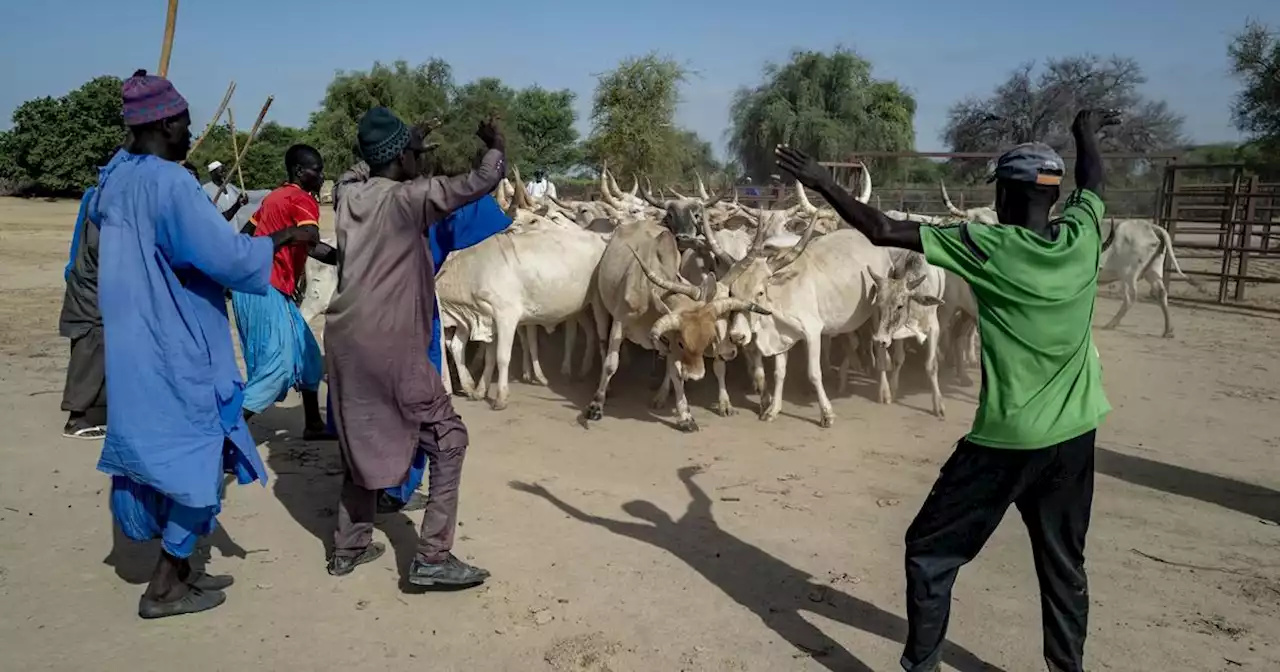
[248,183,320,297]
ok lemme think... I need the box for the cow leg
[523,325,549,386]
[838,332,859,396]
[748,346,769,412]
[517,328,533,383]
[491,319,519,410]
[819,335,833,379]
[889,339,906,399]
[1147,270,1174,338]
[1103,276,1137,330]
[713,357,735,417]
[876,341,893,404]
[668,360,699,432]
[650,367,672,409]
[576,311,595,378]
[806,333,836,428]
[760,351,788,423]
[468,341,485,379]
[560,319,576,378]
[925,318,945,418]
[586,320,624,421]
[953,314,976,387]
[476,342,495,400]
[449,333,480,399]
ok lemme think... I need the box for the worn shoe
[408,553,490,588]
[326,542,386,577]
[187,571,235,591]
[138,587,226,619]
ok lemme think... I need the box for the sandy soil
[1,197,1278,672]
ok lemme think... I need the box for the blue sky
[3,0,1275,156]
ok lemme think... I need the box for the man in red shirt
[231,144,337,439]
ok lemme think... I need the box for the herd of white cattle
[299,167,1200,431]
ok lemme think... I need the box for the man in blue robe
[321,189,512,513]
[97,70,320,619]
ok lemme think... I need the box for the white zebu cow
[716,218,892,428]
[436,220,606,410]
[872,250,947,416]
[1098,218,1198,338]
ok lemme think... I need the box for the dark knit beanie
[357,107,410,167]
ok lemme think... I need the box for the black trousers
[61,327,107,426]
[901,430,1095,672]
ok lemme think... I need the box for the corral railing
[1155,163,1280,305]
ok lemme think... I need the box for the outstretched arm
[1071,109,1121,196]
[775,146,921,252]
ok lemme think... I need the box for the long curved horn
[599,165,620,208]
[628,176,639,197]
[939,181,966,218]
[548,194,572,209]
[649,311,683,346]
[667,184,689,199]
[701,183,733,208]
[626,244,700,300]
[709,297,771,318]
[608,170,626,199]
[768,213,819,272]
[795,181,818,214]
[638,178,666,209]
[858,164,873,204]
[695,172,711,200]
[494,178,512,210]
[511,165,534,209]
[698,204,736,268]
[747,207,770,258]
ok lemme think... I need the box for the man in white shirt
[525,169,557,200]
[201,161,242,218]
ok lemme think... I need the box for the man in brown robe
[324,107,505,587]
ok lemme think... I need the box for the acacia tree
[1228,20,1280,170]
[513,86,580,175]
[585,53,694,181]
[943,55,1183,180]
[728,48,916,181]
[0,76,125,194]
[187,121,306,189]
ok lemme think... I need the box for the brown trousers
[332,422,467,564]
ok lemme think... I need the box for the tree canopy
[1228,20,1280,169]
[728,48,916,180]
[0,76,125,194]
[943,55,1184,179]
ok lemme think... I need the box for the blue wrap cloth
[323,195,511,503]
[95,151,274,552]
[65,188,97,281]
[232,287,324,414]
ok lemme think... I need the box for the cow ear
[911,293,943,307]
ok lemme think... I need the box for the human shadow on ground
[510,467,1007,672]
[251,404,424,590]
[1097,443,1280,523]
[103,518,250,585]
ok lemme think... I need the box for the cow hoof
[716,402,736,417]
[1101,322,1118,331]
[819,414,835,429]
[585,404,604,421]
[677,418,700,433]
[758,408,779,423]
[1162,330,1174,339]
[490,399,508,411]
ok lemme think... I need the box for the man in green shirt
[776,108,1120,672]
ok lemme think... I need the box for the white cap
[207,161,223,171]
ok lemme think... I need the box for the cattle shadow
[1097,443,1280,523]
[103,517,250,585]
[510,468,1007,672]
[250,404,425,589]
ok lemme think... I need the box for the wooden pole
[157,0,179,77]
[227,108,246,192]
[188,80,235,156]
[214,96,273,201]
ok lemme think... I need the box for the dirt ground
[1,197,1278,672]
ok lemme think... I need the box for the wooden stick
[227,108,246,192]
[189,80,235,156]
[214,96,273,202]
[158,0,179,77]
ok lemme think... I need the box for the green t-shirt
[919,188,1111,449]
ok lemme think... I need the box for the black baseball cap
[988,142,1065,185]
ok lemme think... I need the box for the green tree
[434,77,520,175]
[728,48,916,181]
[585,53,688,181]
[306,59,454,176]
[1228,20,1280,171]
[0,76,125,195]
[943,55,1184,181]
[669,129,721,179]
[513,86,580,175]
[187,121,306,190]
